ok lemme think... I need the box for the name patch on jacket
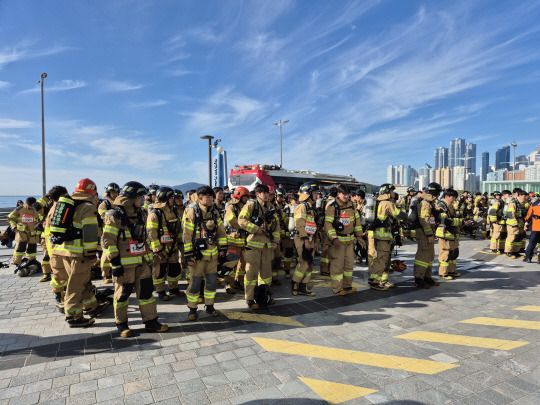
[129,239,147,255]
[21,214,35,224]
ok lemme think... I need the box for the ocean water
[0,196,40,209]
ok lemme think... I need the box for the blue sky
[1,0,540,195]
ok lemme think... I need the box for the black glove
[444,217,454,227]
[110,256,124,277]
[184,254,194,264]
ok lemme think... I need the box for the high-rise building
[495,146,510,170]
[453,166,466,190]
[387,165,395,184]
[434,147,448,169]
[449,138,465,169]
[480,151,489,181]
[403,165,412,186]
[440,167,452,189]
[465,143,476,174]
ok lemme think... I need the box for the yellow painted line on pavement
[461,317,540,330]
[515,305,540,312]
[253,337,458,375]
[299,378,377,404]
[221,310,305,327]
[395,331,528,350]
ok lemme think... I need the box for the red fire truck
[228,164,365,192]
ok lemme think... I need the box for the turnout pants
[329,241,354,293]
[152,250,181,292]
[438,238,459,276]
[186,257,218,308]
[245,246,273,300]
[370,239,392,286]
[320,233,331,274]
[272,243,282,279]
[12,232,37,265]
[490,223,506,251]
[99,250,111,278]
[50,254,69,293]
[505,226,524,254]
[292,237,314,284]
[41,238,51,275]
[413,229,434,279]
[235,247,246,281]
[113,262,157,324]
[62,257,97,319]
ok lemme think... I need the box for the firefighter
[143,184,159,212]
[33,194,53,282]
[399,187,416,240]
[413,183,442,288]
[282,193,299,278]
[147,187,184,300]
[224,186,249,291]
[488,190,510,253]
[53,179,104,327]
[319,188,337,277]
[291,182,319,296]
[436,189,471,279]
[42,186,70,313]
[102,181,168,337]
[505,190,528,259]
[353,190,367,264]
[98,183,120,283]
[173,189,188,278]
[275,188,292,278]
[213,187,226,218]
[267,186,283,285]
[8,197,40,268]
[369,184,407,291]
[182,186,228,320]
[324,184,364,295]
[524,197,540,263]
[238,183,280,310]
[473,195,488,239]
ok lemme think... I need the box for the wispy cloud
[0,42,71,70]
[100,80,145,92]
[181,87,268,133]
[0,81,9,90]
[131,100,168,108]
[20,79,86,94]
[0,118,33,129]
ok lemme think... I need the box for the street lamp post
[38,73,47,195]
[272,119,289,168]
[200,135,214,186]
[511,141,517,190]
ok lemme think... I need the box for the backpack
[254,284,273,308]
[191,203,220,259]
[49,196,84,244]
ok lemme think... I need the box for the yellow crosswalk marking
[221,311,305,327]
[253,337,458,374]
[515,305,540,312]
[395,331,528,350]
[299,378,377,404]
[461,317,540,330]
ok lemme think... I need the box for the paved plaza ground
[0,238,539,404]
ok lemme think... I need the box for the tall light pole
[200,135,214,186]
[511,141,517,190]
[38,73,47,195]
[272,119,289,168]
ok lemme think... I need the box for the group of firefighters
[6,178,540,337]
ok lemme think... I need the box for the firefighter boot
[144,318,169,332]
[67,317,95,328]
[116,322,132,338]
[414,278,430,289]
[246,300,259,310]
[205,305,219,317]
[291,282,299,296]
[39,273,51,282]
[158,291,170,301]
[54,292,64,314]
[424,277,441,286]
[298,283,315,296]
[169,288,185,297]
[187,307,198,321]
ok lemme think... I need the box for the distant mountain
[171,182,206,195]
